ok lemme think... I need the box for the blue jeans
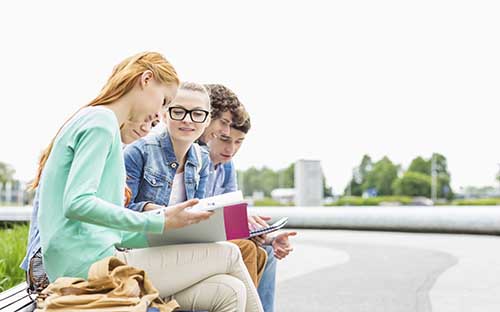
[258,245,277,312]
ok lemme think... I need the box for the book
[249,217,288,238]
[189,190,245,211]
[145,191,250,246]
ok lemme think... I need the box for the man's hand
[272,231,297,260]
[248,215,271,245]
[162,199,214,231]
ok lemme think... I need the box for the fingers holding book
[163,199,214,231]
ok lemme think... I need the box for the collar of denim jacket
[158,131,200,170]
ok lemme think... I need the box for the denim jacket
[123,131,210,210]
[20,190,41,271]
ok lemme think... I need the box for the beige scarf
[36,256,179,312]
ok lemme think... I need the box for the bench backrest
[0,282,36,312]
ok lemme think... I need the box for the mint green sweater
[38,106,164,281]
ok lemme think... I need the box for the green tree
[393,172,431,196]
[0,162,15,185]
[323,175,333,197]
[430,153,453,199]
[408,156,430,174]
[344,155,372,196]
[363,156,398,196]
[406,153,453,199]
[239,163,333,198]
[277,164,294,188]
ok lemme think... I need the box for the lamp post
[431,154,437,203]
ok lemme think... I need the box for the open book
[145,191,250,246]
[189,190,245,211]
[249,217,288,238]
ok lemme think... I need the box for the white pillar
[295,159,323,206]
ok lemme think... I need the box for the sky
[0,0,499,195]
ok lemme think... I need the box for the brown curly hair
[204,84,246,125]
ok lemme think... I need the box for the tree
[406,153,453,199]
[277,164,294,188]
[323,175,333,197]
[0,162,15,185]
[496,165,500,186]
[393,172,431,197]
[408,156,429,174]
[363,156,398,196]
[239,162,333,198]
[344,155,372,196]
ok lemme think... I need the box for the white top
[169,172,187,205]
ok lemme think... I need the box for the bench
[0,282,206,312]
[0,283,36,312]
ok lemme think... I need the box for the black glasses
[167,107,210,123]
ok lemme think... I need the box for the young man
[203,85,296,312]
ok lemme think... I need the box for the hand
[248,215,271,246]
[163,199,214,231]
[272,231,297,260]
[143,202,159,211]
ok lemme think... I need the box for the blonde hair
[177,82,211,109]
[31,52,179,189]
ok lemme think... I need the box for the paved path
[275,229,500,311]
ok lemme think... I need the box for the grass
[452,198,500,206]
[325,196,414,206]
[0,223,28,292]
[0,202,23,206]
[253,198,291,206]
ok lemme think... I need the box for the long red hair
[30,52,179,190]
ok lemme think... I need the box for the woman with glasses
[124,82,212,210]
[123,82,264,312]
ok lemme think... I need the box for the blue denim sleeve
[194,149,211,199]
[20,190,41,271]
[123,142,151,212]
[223,161,238,193]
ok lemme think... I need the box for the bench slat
[0,282,27,302]
[0,282,36,312]
[1,295,36,312]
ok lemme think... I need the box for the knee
[207,274,247,311]
[213,274,246,296]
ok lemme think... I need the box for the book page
[189,190,244,211]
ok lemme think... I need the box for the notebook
[249,217,289,238]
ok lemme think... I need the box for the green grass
[326,196,414,206]
[0,202,23,206]
[0,224,28,292]
[452,198,500,206]
[253,198,291,206]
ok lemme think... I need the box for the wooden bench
[0,282,206,312]
[0,282,36,312]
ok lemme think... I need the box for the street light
[431,154,437,203]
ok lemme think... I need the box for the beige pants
[115,242,263,312]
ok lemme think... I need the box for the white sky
[0,0,499,194]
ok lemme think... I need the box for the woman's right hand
[162,199,214,231]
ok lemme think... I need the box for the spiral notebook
[249,217,289,238]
